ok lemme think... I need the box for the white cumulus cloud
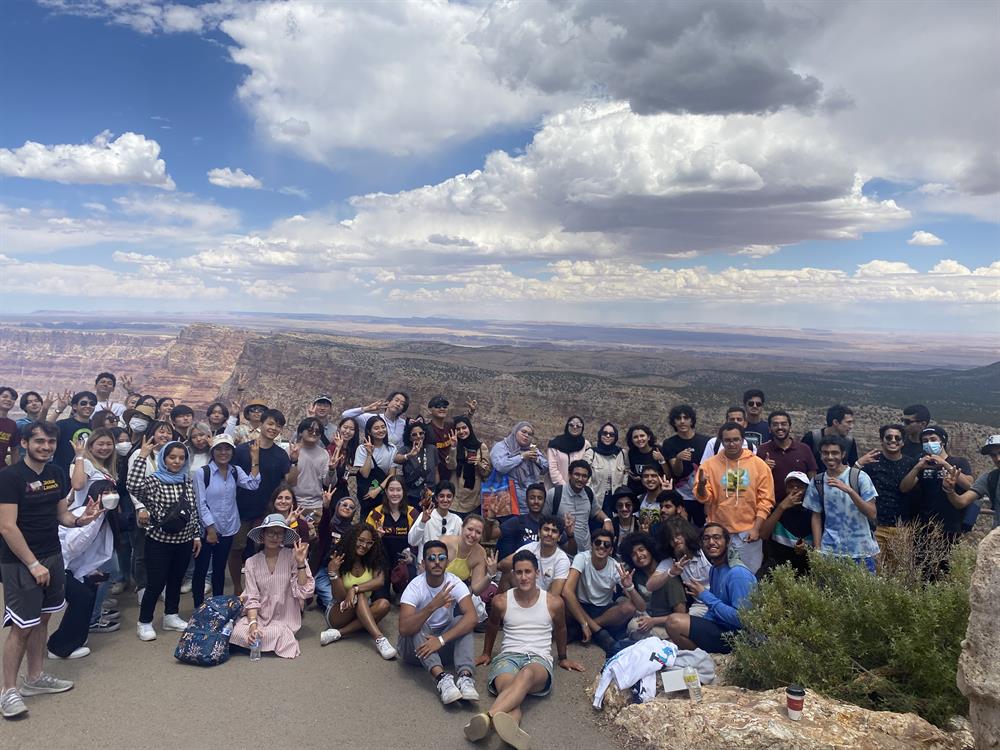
[907,230,945,246]
[0,130,174,189]
[207,167,263,189]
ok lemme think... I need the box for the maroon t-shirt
[427,419,454,481]
[757,439,818,501]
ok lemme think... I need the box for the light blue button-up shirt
[193,461,261,537]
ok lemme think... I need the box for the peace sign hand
[485,549,498,577]
[292,539,310,566]
[465,398,478,414]
[617,563,633,590]
[668,555,691,578]
[138,434,154,458]
[74,436,88,457]
[942,465,960,493]
[78,498,106,526]
[448,429,458,448]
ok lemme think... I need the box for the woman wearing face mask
[490,421,549,515]
[127,438,202,642]
[395,420,456,509]
[452,416,492,516]
[354,416,396,520]
[70,428,122,633]
[547,416,591,487]
[318,523,396,659]
[122,403,156,441]
[313,494,359,611]
[585,422,627,517]
[327,417,359,499]
[625,424,667,494]
[191,434,260,608]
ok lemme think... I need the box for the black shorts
[688,615,735,654]
[2,553,67,629]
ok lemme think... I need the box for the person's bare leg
[24,614,50,680]
[665,613,697,650]
[2,626,31,690]
[356,597,389,639]
[489,664,547,716]
[326,605,366,636]
[595,601,635,630]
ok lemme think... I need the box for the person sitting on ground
[546,416,591,487]
[407,481,463,560]
[694,421,775,574]
[466,549,584,748]
[397,540,480,706]
[619,532,686,641]
[495,483,572,560]
[266,484,315,544]
[439,514,499,605]
[365,476,418,596]
[649,490,687,539]
[804,436,879,572]
[665,523,757,654]
[650,515,712,616]
[498,515,571,596]
[229,514,314,659]
[562,528,636,656]
[314,494,359,611]
[319,523,397,659]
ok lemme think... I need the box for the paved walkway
[2,590,613,749]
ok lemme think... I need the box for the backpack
[809,429,857,458]
[174,595,244,667]
[812,467,874,531]
[157,483,194,534]
[552,484,595,518]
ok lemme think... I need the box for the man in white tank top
[464,550,584,749]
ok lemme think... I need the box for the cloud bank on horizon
[0,0,997,331]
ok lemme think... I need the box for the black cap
[428,395,449,408]
[611,486,636,501]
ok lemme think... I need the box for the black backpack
[812,467,874,532]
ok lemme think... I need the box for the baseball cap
[313,394,333,405]
[428,395,449,408]
[981,434,1000,455]
[785,471,810,485]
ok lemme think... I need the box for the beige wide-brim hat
[247,513,298,547]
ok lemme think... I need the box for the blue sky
[0,0,997,331]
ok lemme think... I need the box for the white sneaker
[180,580,192,594]
[456,673,480,701]
[136,622,157,641]
[47,646,91,660]
[436,673,462,704]
[374,636,397,660]
[204,582,212,595]
[319,628,342,646]
[162,614,188,632]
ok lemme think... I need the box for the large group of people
[1,375,997,747]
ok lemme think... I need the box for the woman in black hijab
[452,415,492,517]
[546,415,590,486]
[584,422,627,516]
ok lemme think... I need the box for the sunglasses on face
[304,428,322,435]
[746,400,763,407]
[882,436,904,443]
[425,553,448,562]
[600,431,616,437]
[248,406,265,412]
[593,540,613,549]
[76,401,94,406]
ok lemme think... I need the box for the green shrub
[727,546,973,727]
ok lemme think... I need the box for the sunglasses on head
[593,540,613,549]
[425,553,448,562]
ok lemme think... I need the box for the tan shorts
[231,518,262,553]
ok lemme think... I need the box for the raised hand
[465,398,478,414]
[659,475,672,491]
[563,513,575,535]
[78,498,106,526]
[138,434,153,458]
[121,374,135,394]
[782,487,805,509]
[363,435,374,454]
[74,435,88,457]
[652,449,665,464]
[668,555,691,578]
[696,468,707,492]
[617,563,633,590]
[363,399,386,413]
[942,465,960,493]
[322,489,334,509]
[230,399,242,415]
[679,447,694,462]
[249,441,260,465]
[293,538,310,566]
[857,449,881,467]
[429,581,456,611]
[485,549,498,577]
[448,429,458,448]
[288,441,301,462]
[328,551,345,574]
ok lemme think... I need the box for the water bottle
[683,666,702,702]
[250,633,261,662]
[221,619,234,638]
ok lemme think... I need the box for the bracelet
[297,565,307,570]
[28,560,41,570]
[624,584,635,592]
[329,572,339,579]
[438,635,446,647]
[74,456,84,462]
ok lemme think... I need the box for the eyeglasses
[746,400,763,407]
[882,435,904,443]
[702,534,725,542]
[593,540,613,549]
[616,503,632,510]
[568,422,583,429]
[76,401,94,406]
[304,428,322,435]
[600,431,616,437]
[426,553,448,562]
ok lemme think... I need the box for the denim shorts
[487,652,553,697]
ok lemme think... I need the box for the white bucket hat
[247,513,299,547]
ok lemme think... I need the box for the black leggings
[140,537,193,623]
[47,573,96,657]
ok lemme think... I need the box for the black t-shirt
[633,566,686,617]
[233,442,291,520]
[0,460,69,564]
[802,428,859,467]
[901,440,924,459]
[662,434,710,482]
[917,455,973,534]
[745,421,771,447]
[54,418,92,474]
[863,454,918,526]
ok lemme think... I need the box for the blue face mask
[923,441,943,455]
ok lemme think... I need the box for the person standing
[547,416,591,487]
[543,460,614,553]
[426,395,477,482]
[0,387,19,466]
[662,405,709,526]
[900,405,931,459]
[490,421,548,514]
[742,389,771,447]
[802,404,859,468]
[342,391,410,448]
[584,422,626,517]
[452,416,492,517]
[53,392,96,473]
[466,549,584,748]
[285,417,334,515]
[92,372,127,418]
[1,421,103,719]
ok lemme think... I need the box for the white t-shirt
[400,572,471,630]
[516,542,570,592]
[73,458,113,507]
[571,552,621,607]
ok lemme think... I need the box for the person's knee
[619,601,637,618]
[665,613,687,637]
[372,599,390,617]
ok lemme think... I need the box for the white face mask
[129,418,149,433]
[115,442,132,456]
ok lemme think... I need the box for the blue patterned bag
[174,595,243,667]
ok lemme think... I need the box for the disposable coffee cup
[101,492,120,510]
[786,684,805,721]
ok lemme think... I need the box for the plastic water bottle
[221,619,234,638]
[683,666,702,702]
[250,633,261,662]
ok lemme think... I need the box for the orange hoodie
[694,448,775,533]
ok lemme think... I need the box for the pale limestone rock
[958,527,1000,749]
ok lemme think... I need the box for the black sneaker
[89,618,121,633]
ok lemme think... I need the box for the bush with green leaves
[727,546,973,727]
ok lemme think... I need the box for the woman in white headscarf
[489,421,548,515]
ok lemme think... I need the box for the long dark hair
[333,416,360,462]
[365,415,388,446]
[620,532,663,570]
[335,522,387,575]
[659,516,701,558]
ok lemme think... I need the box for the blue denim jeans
[314,568,332,610]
